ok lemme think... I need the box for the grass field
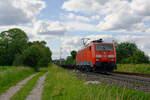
[116,64,150,74]
[0,66,35,95]
[42,65,150,100]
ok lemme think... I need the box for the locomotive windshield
[95,44,113,51]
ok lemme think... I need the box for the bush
[37,47,52,67]
[133,50,149,64]
[23,44,52,71]
[23,45,41,71]
[65,56,76,65]
[61,50,77,66]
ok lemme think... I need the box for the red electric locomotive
[76,39,117,72]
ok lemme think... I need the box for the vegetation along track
[61,65,150,93]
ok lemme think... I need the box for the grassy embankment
[0,66,35,95]
[11,71,46,100]
[42,65,150,100]
[116,64,150,74]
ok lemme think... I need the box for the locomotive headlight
[108,55,115,58]
[96,55,102,58]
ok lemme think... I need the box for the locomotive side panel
[76,46,93,68]
[85,46,93,67]
[87,46,93,67]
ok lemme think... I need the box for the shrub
[23,44,52,71]
[23,45,41,71]
[133,50,149,64]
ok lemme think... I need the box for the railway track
[110,72,150,85]
[113,71,150,78]
[77,71,150,93]
[60,65,150,93]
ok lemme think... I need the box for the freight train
[76,39,117,72]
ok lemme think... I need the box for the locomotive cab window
[95,44,113,51]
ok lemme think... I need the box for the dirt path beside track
[0,74,36,100]
[26,72,48,100]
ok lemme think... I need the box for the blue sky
[37,0,65,20]
[0,0,150,59]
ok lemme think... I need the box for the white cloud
[61,36,82,52]
[64,21,96,31]
[64,13,100,22]
[34,20,69,36]
[0,19,70,40]
[62,0,92,13]
[62,0,150,33]
[131,0,150,16]
[91,15,100,20]
[96,0,150,32]
[67,13,90,22]
[62,0,106,14]
[61,36,81,47]
[0,0,45,25]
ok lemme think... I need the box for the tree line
[0,28,52,71]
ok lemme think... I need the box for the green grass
[42,65,150,100]
[10,72,45,100]
[0,66,35,95]
[116,64,150,74]
[0,66,15,72]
